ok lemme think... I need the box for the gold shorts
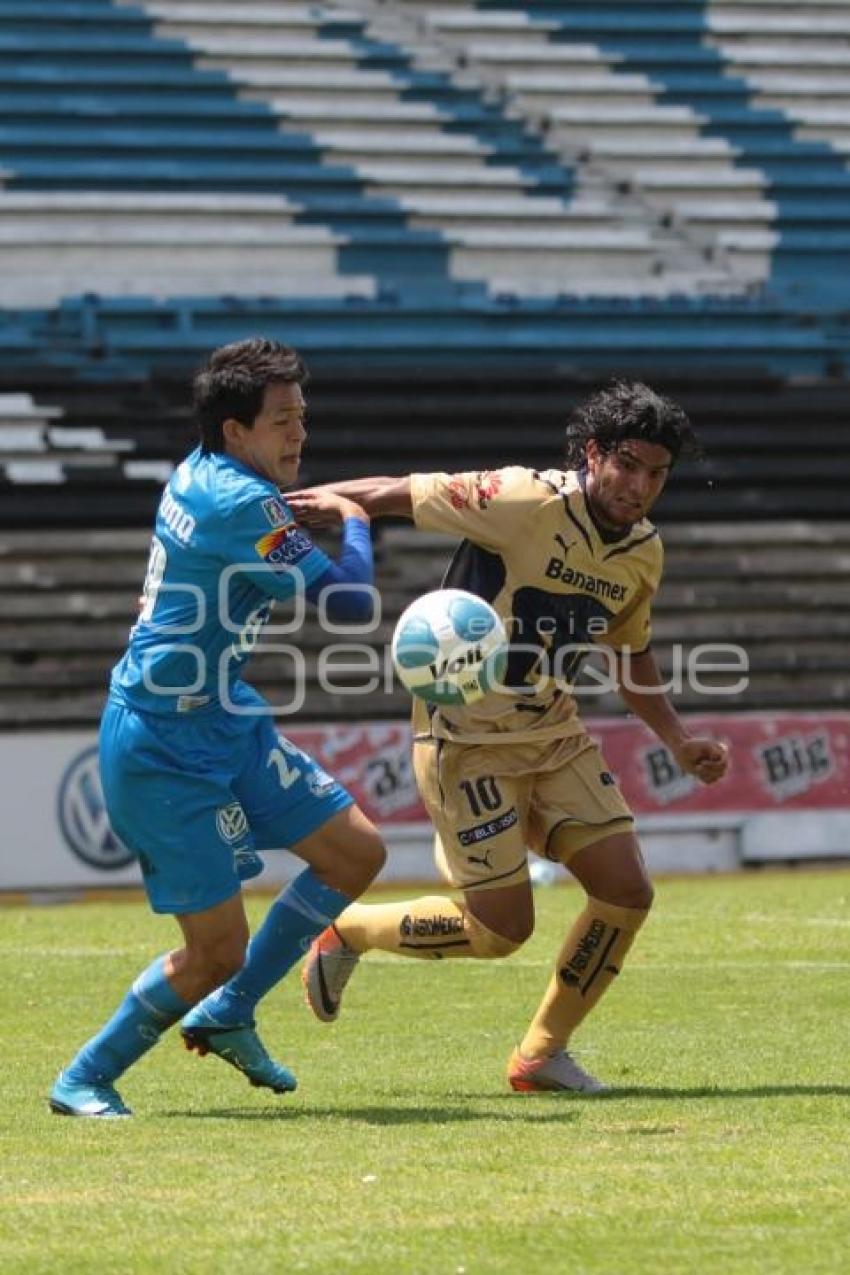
[412,732,634,893]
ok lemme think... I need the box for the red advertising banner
[588,713,850,814]
[287,723,423,825]
[286,713,850,825]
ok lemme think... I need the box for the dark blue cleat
[50,1072,133,1118]
[180,1012,297,1095]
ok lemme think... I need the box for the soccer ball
[391,588,508,706]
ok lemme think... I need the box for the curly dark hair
[194,337,308,453]
[564,380,699,469]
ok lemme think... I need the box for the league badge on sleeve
[262,496,291,527]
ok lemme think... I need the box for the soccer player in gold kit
[290,381,729,1092]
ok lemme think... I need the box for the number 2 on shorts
[268,743,302,790]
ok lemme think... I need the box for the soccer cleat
[301,926,360,1023]
[49,1072,133,1118]
[507,1047,608,1094]
[180,1016,297,1095]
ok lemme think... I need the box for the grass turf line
[1,871,849,1274]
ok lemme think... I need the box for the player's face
[584,438,672,529]
[224,382,307,488]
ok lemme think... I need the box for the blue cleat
[49,1072,133,1118]
[180,1009,297,1095]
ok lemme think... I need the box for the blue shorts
[99,698,354,915]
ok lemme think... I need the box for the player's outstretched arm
[615,647,730,786]
[288,476,413,523]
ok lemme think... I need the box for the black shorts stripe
[460,857,528,890]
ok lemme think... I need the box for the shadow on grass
[160,1084,850,1124]
[160,1103,580,1126]
[584,1084,850,1101]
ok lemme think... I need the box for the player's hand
[288,488,368,527]
[672,737,730,785]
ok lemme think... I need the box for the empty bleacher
[0,0,848,728]
[2,368,850,527]
[0,390,173,487]
[0,0,846,366]
[394,0,850,300]
[1,518,847,727]
[0,0,847,300]
[0,0,699,302]
[0,0,845,393]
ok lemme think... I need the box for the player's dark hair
[194,337,308,453]
[564,380,698,469]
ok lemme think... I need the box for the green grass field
[2,871,849,1274]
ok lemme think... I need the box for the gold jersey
[409,465,663,746]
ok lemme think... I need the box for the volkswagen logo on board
[57,747,135,871]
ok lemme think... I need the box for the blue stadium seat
[0,0,846,379]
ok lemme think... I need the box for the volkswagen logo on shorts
[216,802,249,843]
[57,746,134,871]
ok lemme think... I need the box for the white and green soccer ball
[391,588,508,706]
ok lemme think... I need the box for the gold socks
[519,897,650,1058]
[335,896,521,960]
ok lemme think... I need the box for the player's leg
[181,725,384,1045]
[185,803,384,1032]
[509,741,652,1092]
[303,740,533,1020]
[50,892,248,1118]
[303,878,533,1022]
[51,702,257,1117]
[510,831,652,1092]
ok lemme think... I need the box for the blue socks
[191,868,351,1028]
[65,955,190,1085]
[63,872,352,1084]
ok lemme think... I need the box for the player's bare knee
[466,908,531,958]
[206,943,247,987]
[594,879,655,912]
[634,880,655,911]
[324,831,386,898]
[465,883,534,953]
[495,911,534,946]
[185,929,248,989]
[350,831,386,891]
[485,926,527,958]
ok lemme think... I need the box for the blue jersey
[111,447,346,716]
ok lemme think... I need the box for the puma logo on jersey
[160,488,196,545]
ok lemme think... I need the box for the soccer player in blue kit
[50,338,385,1118]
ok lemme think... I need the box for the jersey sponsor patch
[255,524,314,567]
[262,495,291,527]
[458,807,519,846]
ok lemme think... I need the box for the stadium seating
[0,390,172,487]
[2,518,847,727]
[0,0,845,393]
[396,0,850,301]
[6,0,849,307]
[0,0,848,729]
[0,0,681,301]
[3,369,850,526]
